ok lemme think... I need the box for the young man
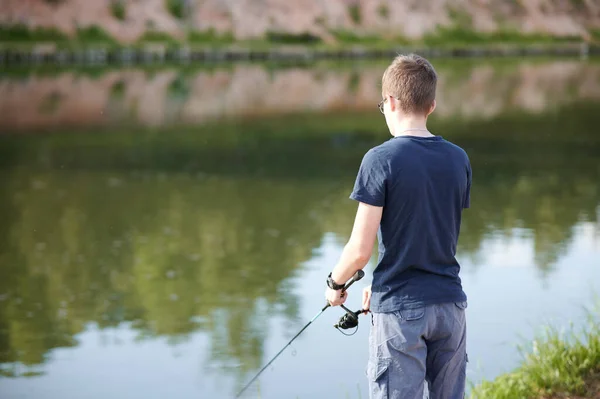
[325,54,472,399]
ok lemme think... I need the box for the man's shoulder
[363,136,469,164]
[365,138,400,158]
[440,138,470,159]
[361,141,392,163]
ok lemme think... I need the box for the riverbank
[0,43,600,66]
[1,42,598,66]
[3,0,600,66]
[1,23,599,66]
[469,310,600,399]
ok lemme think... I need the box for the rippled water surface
[0,57,599,399]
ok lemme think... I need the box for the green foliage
[331,30,371,43]
[167,74,190,100]
[570,0,588,11]
[0,20,589,50]
[187,29,234,44]
[470,308,600,398]
[378,4,389,19]
[110,0,126,21]
[165,0,185,20]
[38,92,62,114]
[137,31,177,44]
[0,23,118,46]
[422,26,582,46]
[348,4,361,25]
[331,29,409,46]
[448,7,473,28]
[508,0,525,9]
[266,31,322,45]
[0,24,67,42]
[111,81,126,99]
[348,71,360,93]
[76,26,116,43]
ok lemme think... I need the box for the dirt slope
[1,0,599,44]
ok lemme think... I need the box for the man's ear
[389,95,397,112]
[427,99,437,116]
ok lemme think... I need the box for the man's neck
[391,117,433,138]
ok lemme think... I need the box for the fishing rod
[235,269,367,398]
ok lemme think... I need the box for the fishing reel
[333,306,369,336]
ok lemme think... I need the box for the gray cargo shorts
[366,301,468,399]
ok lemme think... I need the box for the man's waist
[369,290,466,313]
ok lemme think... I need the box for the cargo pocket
[366,358,391,399]
[397,306,425,321]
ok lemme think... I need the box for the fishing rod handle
[342,269,365,293]
[322,269,365,311]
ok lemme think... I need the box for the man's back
[350,135,472,312]
[325,54,471,399]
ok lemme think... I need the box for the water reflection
[1,59,600,131]
[0,60,599,398]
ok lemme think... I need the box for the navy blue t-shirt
[350,135,471,312]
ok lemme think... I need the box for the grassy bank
[2,23,597,66]
[0,23,593,52]
[469,307,600,399]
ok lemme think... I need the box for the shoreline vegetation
[1,24,599,65]
[469,304,600,399]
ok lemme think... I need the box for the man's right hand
[362,285,372,313]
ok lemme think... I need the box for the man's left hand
[325,287,347,307]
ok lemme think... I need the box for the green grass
[266,31,322,45]
[38,92,62,114]
[0,24,67,42]
[76,26,116,44]
[447,7,473,28]
[0,22,590,52]
[469,304,600,398]
[377,4,389,19]
[187,29,234,45]
[570,0,588,11]
[111,80,126,99]
[167,74,190,100]
[111,0,126,21]
[0,24,120,49]
[423,27,582,47]
[165,0,185,20]
[330,29,410,47]
[137,31,177,45]
[348,5,361,25]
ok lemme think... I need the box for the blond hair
[381,54,437,116]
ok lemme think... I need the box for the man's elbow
[356,251,371,265]
[346,242,371,265]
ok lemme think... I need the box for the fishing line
[235,270,367,398]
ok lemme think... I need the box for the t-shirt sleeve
[349,149,387,207]
[463,159,472,209]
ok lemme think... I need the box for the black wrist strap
[327,273,345,290]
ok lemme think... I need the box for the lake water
[0,57,599,399]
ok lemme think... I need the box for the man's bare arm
[330,202,382,285]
